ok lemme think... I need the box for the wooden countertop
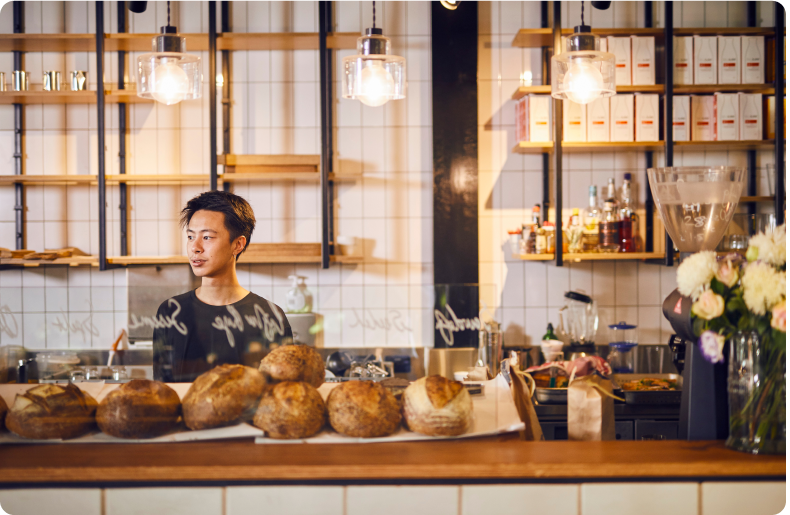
[0,436,783,485]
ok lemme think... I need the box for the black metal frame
[118,1,129,256]
[209,2,218,191]
[644,1,654,252]
[221,1,231,193]
[775,2,785,225]
[96,1,112,271]
[663,1,674,266]
[13,1,24,250]
[319,1,334,269]
[552,1,563,267]
[540,1,550,225]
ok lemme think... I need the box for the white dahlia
[742,262,786,315]
[677,251,719,301]
[747,224,786,266]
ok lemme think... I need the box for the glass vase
[726,331,786,454]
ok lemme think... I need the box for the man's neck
[195,263,249,306]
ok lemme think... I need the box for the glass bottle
[583,186,601,252]
[568,207,584,253]
[536,226,548,254]
[618,174,636,253]
[542,323,558,341]
[543,222,556,254]
[599,200,621,252]
[286,275,313,313]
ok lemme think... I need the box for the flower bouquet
[677,225,786,454]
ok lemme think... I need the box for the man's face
[186,210,243,277]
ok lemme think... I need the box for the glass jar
[727,331,786,454]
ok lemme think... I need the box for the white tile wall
[580,483,698,515]
[462,484,579,515]
[347,486,459,515]
[700,481,786,515]
[227,485,344,515]
[0,488,102,515]
[105,487,224,515]
[0,1,434,349]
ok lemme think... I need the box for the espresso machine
[647,166,746,440]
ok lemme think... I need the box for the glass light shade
[551,33,615,105]
[136,36,201,105]
[342,33,405,107]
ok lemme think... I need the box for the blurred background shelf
[518,252,666,262]
[512,84,664,100]
[0,90,152,104]
[512,28,663,48]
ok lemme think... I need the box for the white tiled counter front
[1,483,785,515]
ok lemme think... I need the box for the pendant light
[136,1,201,105]
[341,1,405,107]
[550,2,615,105]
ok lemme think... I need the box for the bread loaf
[253,381,326,439]
[5,383,98,439]
[403,375,473,436]
[97,379,181,439]
[182,364,265,430]
[327,380,401,438]
[259,345,325,388]
[0,395,7,429]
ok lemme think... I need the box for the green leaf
[693,317,706,337]
[711,278,726,296]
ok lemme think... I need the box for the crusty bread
[5,383,98,440]
[182,364,265,430]
[259,345,325,388]
[327,380,402,438]
[0,395,7,430]
[97,379,181,439]
[403,375,473,436]
[253,381,326,439]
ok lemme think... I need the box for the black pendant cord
[167,0,171,27]
[372,1,376,28]
[581,1,584,26]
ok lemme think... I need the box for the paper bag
[510,370,544,441]
[568,374,616,441]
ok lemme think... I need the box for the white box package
[674,36,694,85]
[714,93,740,141]
[673,95,691,142]
[739,93,763,140]
[631,36,656,85]
[516,97,529,142]
[608,37,632,85]
[563,100,587,142]
[694,36,718,84]
[529,95,552,142]
[691,95,715,141]
[635,94,659,141]
[718,36,741,84]
[587,96,610,142]
[610,94,634,142]
[741,36,765,84]
[599,37,607,53]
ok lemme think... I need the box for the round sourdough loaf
[97,379,181,439]
[403,375,473,436]
[259,345,325,388]
[182,364,265,430]
[253,381,326,439]
[5,383,98,440]
[327,380,401,438]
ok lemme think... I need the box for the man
[153,191,292,382]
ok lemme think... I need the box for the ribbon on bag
[510,369,545,441]
[567,373,622,441]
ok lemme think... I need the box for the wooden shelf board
[0,174,96,184]
[0,33,95,52]
[673,28,778,37]
[518,252,665,262]
[331,255,363,263]
[512,84,664,100]
[218,154,320,167]
[513,141,665,154]
[217,32,358,50]
[741,196,776,202]
[513,28,663,48]
[0,90,152,105]
[675,140,775,151]
[674,84,777,94]
[0,256,98,267]
[0,172,356,185]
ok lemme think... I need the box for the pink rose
[715,259,739,288]
[771,300,786,332]
[691,290,725,320]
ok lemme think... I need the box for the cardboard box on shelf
[738,93,763,141]
[610,94,634,142]
[741,36,765,84]
[631,36,656,86]
[694,36,718,85]
[635,94,659,142]
[587,96,610,142]
[692,95,715,141]
[529,95,552,142]
[516,97,529,142]
[714,93,740,141]
[608,37,632,86]
[717,36,741,84]
[599,37,607,53]
[673,95,691,142]
[563,100,587,142]
[674,36,694,85]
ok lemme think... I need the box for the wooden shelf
[217,32,358,51]
[741,196,776,202]
[513,28,664,48]
[673,28,778,37]
[675,140,775,151]
[104,244,360,266]
[518,252,665,262]
[0,33,95,52]
[674,84,778,94]
[512,84,664,100]
[0,172,362,185]
[0,256,98,267]
[0,174,95,184]
[219,154,320,175]
[0,90,152,105]
[513,141,665,154]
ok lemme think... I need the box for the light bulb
[562,59,604,105]
[358,60,395,107]
[151,58,189,106]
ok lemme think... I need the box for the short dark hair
[179,191,256,260]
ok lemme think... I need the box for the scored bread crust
[0,395,7,430]
[253,381,326,439]
[259,345,325,388]
[327,381,402,438]
[5,383,98,440]
[403,375,473,436]
[182,364,265,430]
[97,379,181,439]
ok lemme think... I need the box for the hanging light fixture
[550,2,615,105]
[342,1,405,107]
[136,1,201,105]
[440,0,460,10]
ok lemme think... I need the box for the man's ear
[234,235,247,257]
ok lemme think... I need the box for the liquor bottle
[599,200,621,252]
[568,208,584,253]
[618,174,636,253]
[605,178,619,210]
[583,186,601,252]
[525,204,541,254]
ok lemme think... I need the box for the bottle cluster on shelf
[509,175,642,257]
[674,35,765,85]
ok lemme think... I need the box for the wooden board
[513,28,664,48]
[513,141,665,154]
[0,174,96,184]
[218,154,320,167]
[0,438,782,484]
[518,252,666,262]
[217,32,358,50]
[512,84,664,100]
[0,90,152,105]
[0,33,95,52]
[674,84,777,94]
[673,28,778,37]
[675,140,775,151]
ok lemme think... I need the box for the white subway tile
[701,481,785,515]
[581,483,697,515]
[462,485,578,515]
[0,489,102,515]
[227,486,343,515]
[105,487,223,515]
